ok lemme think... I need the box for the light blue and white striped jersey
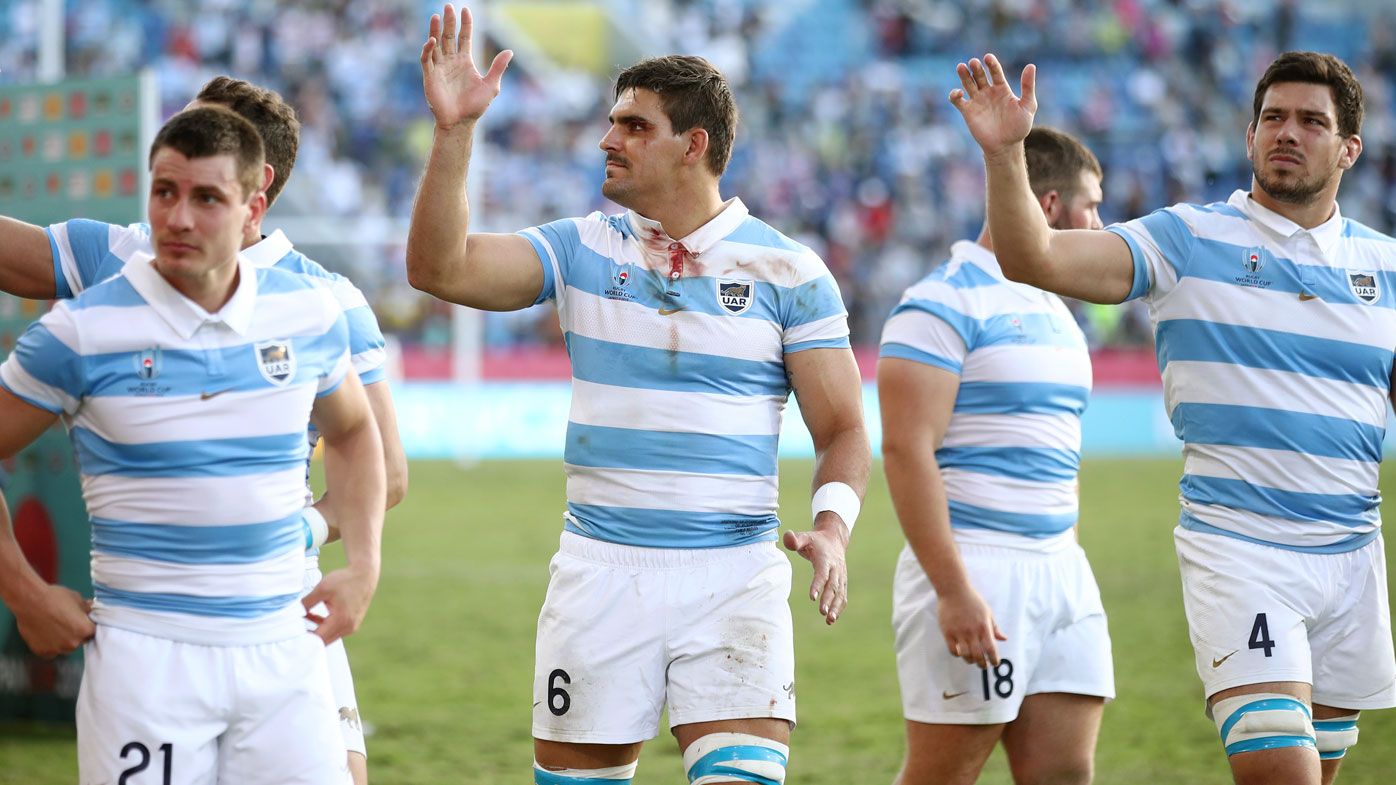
[46,221,386,385]
[880,240,1092,547]
[47,220,388,550]
[1109,189,1396,553]
[0,253,351,645]
[519,199,850,548]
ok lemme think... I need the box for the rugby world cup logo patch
[717,278,754,315]
[133,346,162,380]
[256,341,297,385]
[613,268,629,287]
[1348,271,1379,304]
[1242,248,1265,273]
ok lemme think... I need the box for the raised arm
[301,370,385,644]
[782,347,870,625]
[406,3,541,311]
[0,217,58,300]
[878,358,1005,668]
[950,55,1134,304]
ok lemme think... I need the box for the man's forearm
[883,444,973,599]
[0,498,46,609]
[983,143,1055,284]
[321,417,385,571]
[811,424,871,537]
[405,122,477,298]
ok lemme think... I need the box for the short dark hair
[1024,126,1102,202]
[1252,51,1364,138]
[195,76,301,204]
[615,55,738,176]
[149,106,265,198]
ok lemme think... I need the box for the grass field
[3,457,1395,784]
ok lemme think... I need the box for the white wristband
[303,506,329,551]
[811,481,860,535]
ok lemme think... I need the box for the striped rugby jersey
[880,240,1091,547]
[1109,189,1396,553]
[47,220,387,541]
[47,220,386,386]
[519,199,850,548]
[0,254,350,644]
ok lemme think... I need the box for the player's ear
[262,163,275,193]
[1245,122,1256,162]
[684,128,710,168]
[1039,190,1061,224]
[245,189,268,230]
[1339,133,1362,171]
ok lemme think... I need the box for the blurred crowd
[3,0,1394,352]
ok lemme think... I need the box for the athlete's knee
[1313,713,1359,762]
[1212,693,1316,758]
[683,732,789,785]
[533,760,638,784]
[1007,746,1093,785]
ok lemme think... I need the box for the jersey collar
[951,239,1005,278]
[1231,189,1344,257]
[122,251,259,340]
[240,229,294,268]
[626,197,750,256]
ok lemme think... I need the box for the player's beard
[1252,157,1336,205]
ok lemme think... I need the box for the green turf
[3,458,1395,783]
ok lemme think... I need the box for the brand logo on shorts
[783,681,796,700]
[941,690,968,700]
[133,346,162,380]
[338,706,362,729]
[1211,650,1238,669]
[1348,271,1379,303]
[717,278,754,315]
[256,341,296,385]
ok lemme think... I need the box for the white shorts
[1175,526,1396,708]
[77,625,350,785]
[304,561,367,757]
[532,532,796,744]
[892,539,1115,725]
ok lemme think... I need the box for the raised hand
[420,4,514,130]
[949,54,1037,157]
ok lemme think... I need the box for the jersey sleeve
[1105,206,1195,302]
[318,274,388,385]
[0,303,86,414]
[314,307,352,398]
[879,277,975,375]
[780,252,851,353]
[517,218,584,305]
[45,219,146,298]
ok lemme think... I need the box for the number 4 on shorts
[1248,613,1275,658]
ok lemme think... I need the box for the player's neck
[641,184,726,241]
[975,226,994,253]
[157,259,242,314]
[240,220,264,250]
[1249,179,1339,230]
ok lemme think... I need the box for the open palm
[949,54,1038,156]
[420,4,514,129]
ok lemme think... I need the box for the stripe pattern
[0,257,350,644]
[46,222,387,384]
[880,240,1091,540]
[1110,190,1396,552]
[519,200,849,547]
